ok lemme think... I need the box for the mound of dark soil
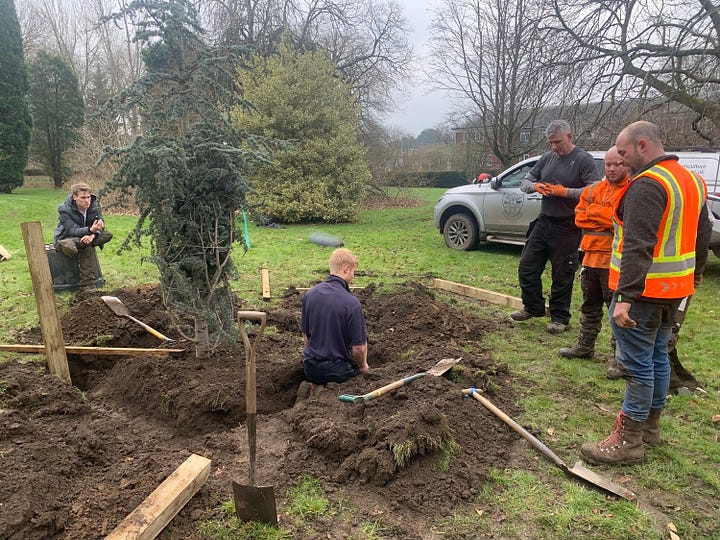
[0,282,526,539]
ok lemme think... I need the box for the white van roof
[588,150,720,192]
[674,152,720,191]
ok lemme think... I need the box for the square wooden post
[21,221,71,383]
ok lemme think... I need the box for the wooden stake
[105,454,211,540]
[21,222,71,383]
[261,267,271,301]
[432,278,523,309]
[0,344,184,356]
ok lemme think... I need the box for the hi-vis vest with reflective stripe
[609,159,707,299]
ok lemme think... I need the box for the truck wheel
[443,213,478,250]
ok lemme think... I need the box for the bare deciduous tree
[201,0,413,123]
[553,0,720,144]
[428,0,593,166]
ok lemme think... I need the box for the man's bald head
[615,121,665,173]
[604,145,630,183]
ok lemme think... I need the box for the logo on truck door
[502,193,524,219]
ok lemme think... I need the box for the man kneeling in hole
[301,248,370,390]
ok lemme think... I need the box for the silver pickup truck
[433,151,720,258]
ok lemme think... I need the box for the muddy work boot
[580,411,645,465]
[510,308,545,321]
[558,337,595,359]
[606,359,630,379]
[642,408,662,446]
[546,321,570,334]
[56,238,79,256]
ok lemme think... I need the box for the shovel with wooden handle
[101,295,173,344]
[339,357,462,404]
[232,310,277,525]
[462,388,636,501]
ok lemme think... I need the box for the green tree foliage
[0,0,32,193]
[233,44,370,223]
[100,0,270,357]
[27,51,84,188]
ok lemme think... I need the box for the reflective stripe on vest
[609,161,706,298]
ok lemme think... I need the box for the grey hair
[545,120,571,138]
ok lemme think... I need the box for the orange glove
[535,183,551,195]
[544,184,568,197]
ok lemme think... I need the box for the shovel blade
[426,357,462,376]
[232,481,278,525]
[101,295,130,317]
[568,461,636,501]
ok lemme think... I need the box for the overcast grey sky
[383,0,453,137]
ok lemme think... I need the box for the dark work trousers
[518,215,581,324]
[66,231,113,288]
[578,266,612,343]
[304,357,360,385]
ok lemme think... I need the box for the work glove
[534,183,551,195]
[543,184,568,197]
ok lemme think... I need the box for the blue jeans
[610,298,677,421]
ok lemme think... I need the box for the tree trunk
[194,317,209,359]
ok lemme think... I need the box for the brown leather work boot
[558,339,595,359]
[510,308,545,321]
[580,411,644,465]
[606,358,630,379]
[57,238,78,256]
[643,408,662,446]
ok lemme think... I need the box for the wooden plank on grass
[21,221,71,383]
[261,268,271,301]
[432,279,523,309]
[0,344,184,356]
[105,454,211,540]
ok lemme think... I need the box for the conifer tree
[0,0,32,193]
[101,0,270,357]
[234,44,370,223]
[27,51,84,188]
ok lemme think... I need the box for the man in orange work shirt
[558,146,630,364]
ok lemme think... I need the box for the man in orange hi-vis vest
[558,146,630,361]
[581,121,711,466]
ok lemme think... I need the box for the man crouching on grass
[54,182,112,293]
[301,248,370,387]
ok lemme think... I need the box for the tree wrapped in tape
[99,0,271,357]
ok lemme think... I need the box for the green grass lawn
[1,181,719,539]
